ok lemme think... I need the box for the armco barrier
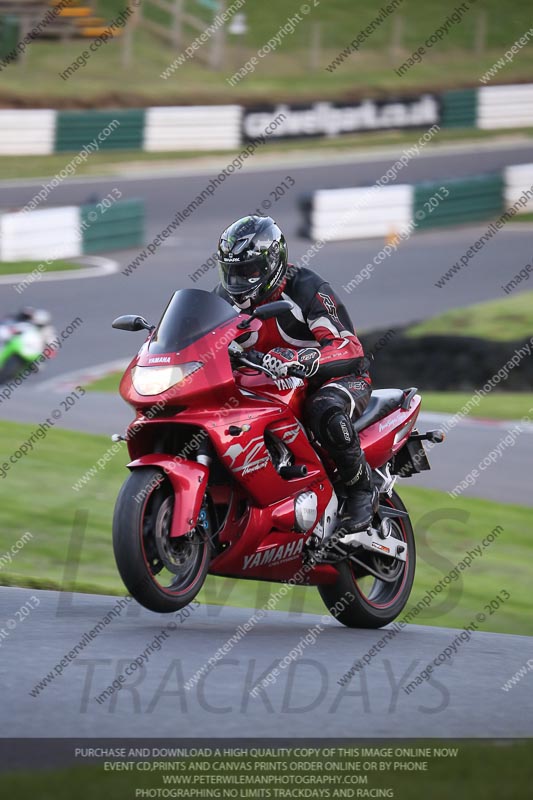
[413,174,504,230]
[144,105,242,152]
[300,185,413,242]
[0,16,20,62]
[0,109,56,155]
[0,82,530,156]
[55,110,145,152]
[0,199,144,260]
[440,88,477,129]
[0,104,242,156]
[301,164,529,241]
[81,199,144,253]
[478,84,533,130]
[0,205,81,261]
[504,163,533,212]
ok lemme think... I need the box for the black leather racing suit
[215,266,372,497]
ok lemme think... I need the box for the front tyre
[113,467,211,613]
[318,490,415,628]
[0,355,28,383]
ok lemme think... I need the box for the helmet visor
[218,257,266,295]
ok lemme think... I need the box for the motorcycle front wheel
[0,354,28,383]
[317,490,415,628]
[113,467,211,613]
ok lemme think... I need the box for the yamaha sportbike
[111,288,443,628]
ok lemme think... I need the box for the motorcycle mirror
[112,315,154,332]
[237,300,293,329]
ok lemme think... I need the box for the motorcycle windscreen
[147,289,238,354]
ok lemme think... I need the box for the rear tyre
[113,467,212,613]
[318,490,415,628]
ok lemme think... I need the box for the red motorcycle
[112,288,443,628]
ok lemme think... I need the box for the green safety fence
[81,199,144,253]
[413,174,504,230]
[440,88,478,129]
[0,15,20,61]
[55,110,145,153]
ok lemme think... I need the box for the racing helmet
[217,215,288,309]
[17,307,52,327]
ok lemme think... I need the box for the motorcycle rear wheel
[317,490,415,628]
[113,467,211,613]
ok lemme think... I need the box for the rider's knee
[304,389,340,438]
[306,393,356,452]
[323,409,356,451]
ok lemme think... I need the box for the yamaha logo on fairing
[274,376,304,391]
[243,538,305,570]
[148,357,171,364]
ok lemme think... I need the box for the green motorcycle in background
[0,309,55,384]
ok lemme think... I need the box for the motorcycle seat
[353,388,406,433]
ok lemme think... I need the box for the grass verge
[508,212,533,223]
[421,392,533,420]
[0,260,81,275]
[406,291,533,342]
[86,371,122,392]
[2,0,533,105]
[0,421,530,635]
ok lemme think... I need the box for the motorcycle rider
[13,307,49,324]
[0,307,55,351]
[214,215,378,537]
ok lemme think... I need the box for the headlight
[132,362,203,396]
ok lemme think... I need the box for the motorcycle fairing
[126,454,208,539]
[208,504,340,586]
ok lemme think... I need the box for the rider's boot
[323,458,378,551]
